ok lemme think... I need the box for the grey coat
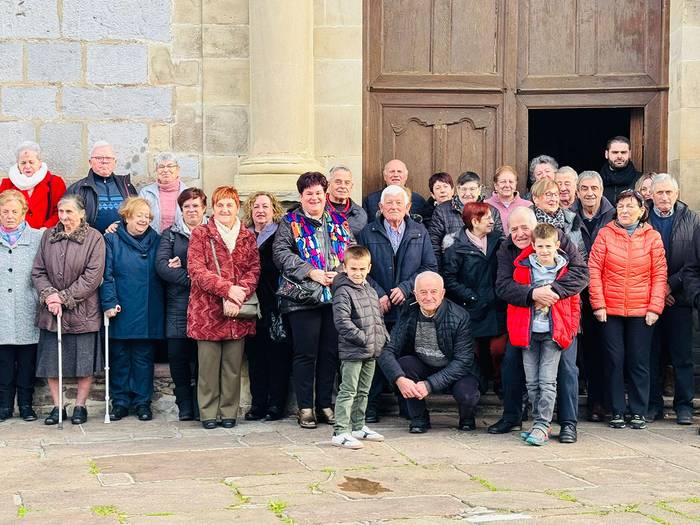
[331,272,389,361]
[0,225,42,345]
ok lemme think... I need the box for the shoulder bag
[209,238,260,319]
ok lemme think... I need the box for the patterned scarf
[286,210,352,302]
[0,221,27,247]
[534,206,566,229]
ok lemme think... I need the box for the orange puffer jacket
[588,222,667,317]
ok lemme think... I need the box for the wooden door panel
[381,0,432,74]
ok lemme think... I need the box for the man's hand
[415,381,430,399]
[593,308,607,323]
[396,377,423,399]
[389,287,406,305]
[532,285,559,307]
[379,295,392,314]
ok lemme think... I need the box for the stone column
[237,0,322,199]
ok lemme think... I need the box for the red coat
[187,220,260,341]
[506,246,581,349]
[0,172,66,228]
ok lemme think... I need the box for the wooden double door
[363,0,669,196]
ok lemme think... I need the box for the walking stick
[57,310,63,430]
[104,312,111,424]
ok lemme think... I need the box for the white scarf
[215,218,241,253]
[8,162,48,191]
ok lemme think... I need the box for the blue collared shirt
[383,219,405,253]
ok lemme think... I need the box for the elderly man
[138,153,188,234]
[646,173,700,425]
[362,159,426,221]
[66,141,137,233]
[428,171,503,268]
[555,166,578,209]
[357,185,437,422]
[488,207,589,442]
[325,165,367,236]
[377,271,481,433]
[600,136,640,204]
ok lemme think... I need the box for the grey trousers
[523,333,561,433]
[197,339,245,421]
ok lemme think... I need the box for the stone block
[2,87,57,119]
[62,87,173,120]
[149,124,171,151]
[679,107,700,158]
[150,47,200,86]
[314,27,362,59]
[314,59,362,105]
[202,155,238,195]
[174,0,202,24]
[172,106,203,151]
[175,86,201,104]
[173,24,202,58]
[324,0,362,26]
[680,26,700,61]
[0,0,59,38]
[86,44,148,85]
[0,43,23,82]
[40,123,84,179]
[314,0,325,25]
[202,24,248,58]
[204,105,248,154]
[202,59,249,104]
[178,155,201,180]
[62,0,171,42]
[680,61,700,107]
[27,42,81,83]
[0,122,35,172]
[202,0,248,24]
[315,105,362,156]
[87,123,149,177]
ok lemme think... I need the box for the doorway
[528,108,638,174]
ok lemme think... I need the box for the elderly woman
[32,194,106,425]
[155,187,207,421]
[139,153,188,234]
[634,172,655,201]
[0,141,66,229]
[242,191,292,421]
[588,189,667,430]
[188,186,260,430]
[443,201,506,396]
[530,179,585,257]
[273,172,354,429]
[0,191,42,422]
[101,197,164,422]
[485,165,532,228]
[420,172,454,228]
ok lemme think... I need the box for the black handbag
[275,275,324,306]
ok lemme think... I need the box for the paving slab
[458,461,594,492]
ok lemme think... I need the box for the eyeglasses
[91,156,115,162]
[543,192,559,199]
[157,164,178,171]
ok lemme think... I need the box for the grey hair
[508,206,537,229]
[154,152,179,168]
[57,193,86,213]
[414,271,444,290]
[328,165,352,180]
[528,155,559,182]
[556,166,578,180]
[651,172,679,193]
[15,140,41,162]
[89,140,113,157]
[380,184,409,205]
[577,170,603,189]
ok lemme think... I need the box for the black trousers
[287,307,338,410]
[167,337,198,404]
[649,304,695,415]
[367,321,395,413]
[245,323,293,412]
[398,355,480,424]
[0,344,37,409]
[602,316,653,416]
[580,293,609,411]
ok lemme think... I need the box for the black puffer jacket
[442,228,505,338]
[570,197,615,254]
[331,272,389,361]
[155,220,193,338]
[378,298,482,393]
[683,226,700,309]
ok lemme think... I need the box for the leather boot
[297,408,317,429]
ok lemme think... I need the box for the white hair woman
[138,153,188,234]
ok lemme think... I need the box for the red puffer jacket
[187,220,260,341]
[588,221,667,317]
[506,246,581,349]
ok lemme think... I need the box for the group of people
[0,136,698,450]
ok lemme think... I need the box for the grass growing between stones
[469,475,501,492]
[655,500,700,522]
[144,512,175,517]
[223,479,251,509]
[88,460,100,475]
[16,505,28,518]
[91,505,127,524]
[544,489,578,503]
[268,500,296,525]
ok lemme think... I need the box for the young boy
[507,223,581,446]
[330,245,390,449]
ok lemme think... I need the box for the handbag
[275,274,324,306]
[209,238,260,319]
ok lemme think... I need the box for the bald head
[414,271,445,315]
[383,159,408,187]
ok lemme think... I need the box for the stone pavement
[1,409,700,525]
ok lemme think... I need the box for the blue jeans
[109,339,155,408]
[523,333,561,432]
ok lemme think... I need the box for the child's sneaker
[351,426,385,442]
[520,430,531,441]
[525,428,549,446]
[331,433,364,449]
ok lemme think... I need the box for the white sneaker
[331,432,364,449]
[351,426,385,442]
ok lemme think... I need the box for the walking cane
[57,310,63,430]
[104,312,111,424]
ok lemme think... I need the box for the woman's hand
[223,300,240,317]
[105,221,119,234]
[645,311,659,326]
[227,285,246,305]
[308,269,331,285]
[105,306,121,318]
[45,292,61,306]
[47,302,62,316]
[168,256,182,269]
[593,309,607,323]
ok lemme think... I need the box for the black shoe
[19,405,37,421]
[676,411,693,425]
[629,414,647,430]
[245,408,266,421]
[136,405,152,421]
[221,418,237,428]
[409,425,429,433]
[365,412,380,424]
[202,419,217,430]
[0,407,13,421]
[487,419,522,434]
[609,414,626,429]
[109,405,129,421]
[71,406,88,425]
[558,423,577,443]
[265,407,284,421]
[177,400,194,421]
[458,416,476,431]
[44,407,67,425]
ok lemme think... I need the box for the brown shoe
[297,408,317,429]
[316,407,336,425]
